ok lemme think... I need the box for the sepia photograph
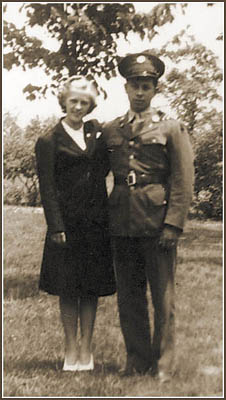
[2,2,223,398]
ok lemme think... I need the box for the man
[102,50,194,381]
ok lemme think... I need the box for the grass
[3,206,223,397]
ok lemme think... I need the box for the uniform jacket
[102,111,194,237]
[35,119,110,234]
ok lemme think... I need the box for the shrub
[4,114,57,206]
[192,113,223,220]
[4,180,26,206]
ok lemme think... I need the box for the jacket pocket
[130,184,167,235]
[143,183,167,206]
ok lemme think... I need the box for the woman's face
[64,90,91,126]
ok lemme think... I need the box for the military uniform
[102,51,194,377]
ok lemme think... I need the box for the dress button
[86,133,91,138]
[129,154,135,160]
[129,140,135,146]
[152,138,157,143]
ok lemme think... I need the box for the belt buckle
[126,170,136,186]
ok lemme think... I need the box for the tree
[3,3,184,99]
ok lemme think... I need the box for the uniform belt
[114,172,167,187]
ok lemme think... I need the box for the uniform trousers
[112,236,177,374]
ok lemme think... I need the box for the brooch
[96,132,102,139]
[152,114,160,123]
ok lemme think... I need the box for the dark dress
[35,119,116,299]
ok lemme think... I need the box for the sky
[3,2,224,127]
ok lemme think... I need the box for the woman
[35,76,116,372]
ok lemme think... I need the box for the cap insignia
[136,55,146,64]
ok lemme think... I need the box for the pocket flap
[141,131,167,145]
[107,135,124,148]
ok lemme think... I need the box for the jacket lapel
[117,112,134,140]
[55,121,81,153]
[55,120,98,156]
[84,120,96,156]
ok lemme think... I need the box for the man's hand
[158,225,181,251]
[50,232,66,245]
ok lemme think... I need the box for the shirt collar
[62,119,84,134]
[128,107,156,123]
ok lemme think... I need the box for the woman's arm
[35,133,66,234]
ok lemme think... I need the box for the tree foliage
[158,32,223,219]
[3,2,181,99]
[158,33,222,132]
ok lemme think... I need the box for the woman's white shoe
[78,354,94,371]
[63,360,79,371]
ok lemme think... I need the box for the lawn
[3,206,223,397]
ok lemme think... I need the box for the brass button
[129,140,135,146]
[152,138,157,143]
[129,154,135,160]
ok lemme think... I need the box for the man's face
[125,78,156,113]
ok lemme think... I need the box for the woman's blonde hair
[58,75,99,114]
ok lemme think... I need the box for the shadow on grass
[181,226,222,242]
[4,358,62,373]
[4,275,39,300]
[4,357,119,376]
[92,362,119,375]
[177,256,222,265]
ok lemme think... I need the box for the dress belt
[114,172,167,187]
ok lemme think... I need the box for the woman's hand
[50,232,67,245]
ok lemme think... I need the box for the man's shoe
[150,362,158,377]
[119,364,150,377]
[119,356,136,377]
[119,367,136,377]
